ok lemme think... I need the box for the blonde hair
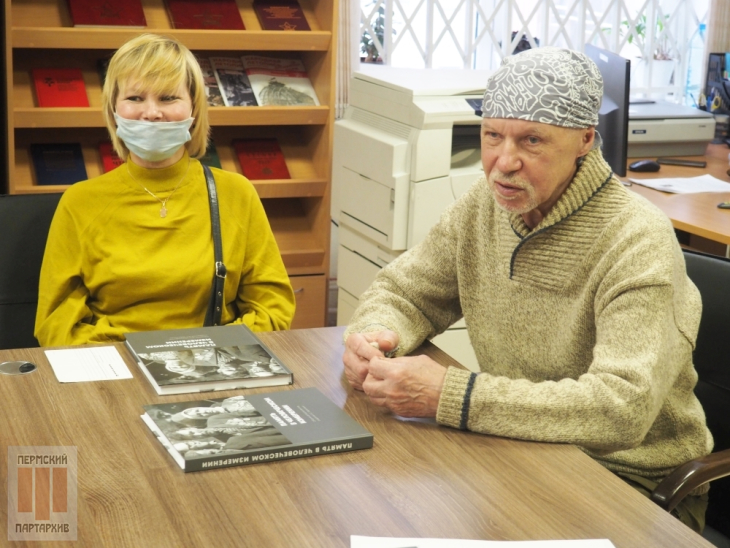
[101,33,209,160]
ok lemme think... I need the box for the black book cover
[125,325,293,395]
[30,143,88,185]
[141,388,374,471]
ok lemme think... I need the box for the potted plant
[360,2,388,63]
[621,14,675,88]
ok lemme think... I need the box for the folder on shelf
[66,0,147,28]
[32,68,89,108]
[253,0,311,31]
[30,143,88,186]
[233,139,291,180]
[165,0,245,30]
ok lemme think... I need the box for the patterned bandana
[481,47,603,128]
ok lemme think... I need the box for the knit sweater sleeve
[437,228,704,455]
[344,198,466,353]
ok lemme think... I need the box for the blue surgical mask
[114,113,194,162]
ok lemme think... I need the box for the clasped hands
[343,330,447,418]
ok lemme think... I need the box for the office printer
[333,65,491,251]
[628,100,715,157]
[332,66,490,369]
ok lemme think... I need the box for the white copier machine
[333,66,492,369]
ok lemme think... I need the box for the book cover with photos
[253,0,311,31]
[67,0,147,27]
[32,68,89,107]
[141,388,374,472]
[166,0,245,29]
[241,55,319,106]
[30,143,88,186]
[233,138,290,180]
[210,57,258,107]
[99,141,124,173]
[125,324,293,395]
[197,58,225,107]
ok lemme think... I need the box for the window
[359,0,709,104]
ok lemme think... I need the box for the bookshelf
[4,0,337,329]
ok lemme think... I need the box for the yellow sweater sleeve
[35,157,294,346]
[35,194,114,346]
[215,166,295,332]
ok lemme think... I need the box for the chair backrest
[0,193,62,349]
[682,249,730,535]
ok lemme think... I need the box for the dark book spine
[185,435,374,472]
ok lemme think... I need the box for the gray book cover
[141,388,374,471]
[125,325,293,395]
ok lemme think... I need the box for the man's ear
[578,127,595,156]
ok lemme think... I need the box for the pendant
[160,206,167,218]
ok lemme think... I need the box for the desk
[0,327,713,547]
[625,144,730,252]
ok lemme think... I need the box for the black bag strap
[203,164,226,326]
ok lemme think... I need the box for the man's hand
[343,330,399,390]
[362,354,447,418]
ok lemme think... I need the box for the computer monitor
[584,44,631,177]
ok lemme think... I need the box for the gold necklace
[127,159,191,218]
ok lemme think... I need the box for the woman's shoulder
[204,165,257,195]
[202,164,263,210]
[61,167,129,203]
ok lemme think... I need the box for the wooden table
[0,327,714,547]
[624,144,730,249]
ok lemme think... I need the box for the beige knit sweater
[346,148,713,480]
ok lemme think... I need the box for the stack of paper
[629,174,730,194]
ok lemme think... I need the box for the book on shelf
[99,141,124,173]
[253,0,311,31]
[66,0,147,27]
[241,54,319,106]
[197,58,225,107]
[124,324,293,395]
[141,387,374,472]
[233,138,291,180]
[32,68,90,108]
[165,0,245,29]
[30,143,88,186]
[210,57,258,107]
[199,141,223,169]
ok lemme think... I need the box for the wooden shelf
[13,124,328,198]
[12,29,332,51]
[13,107,330,128]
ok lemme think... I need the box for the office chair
[651,250,730,546]
[0,193,62,349]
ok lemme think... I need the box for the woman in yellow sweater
[35,34,295,346]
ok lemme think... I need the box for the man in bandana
[342,47,712,531]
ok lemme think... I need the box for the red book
[99,142,124,173]
[66,0,146,27]
[252,0,310,31]
[233,139,291,180]
[32,68,90,108]
[165,0,245,30]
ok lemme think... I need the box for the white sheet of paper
[44,346,133,383]
[351,537,616,548]
[628,174,730,194]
